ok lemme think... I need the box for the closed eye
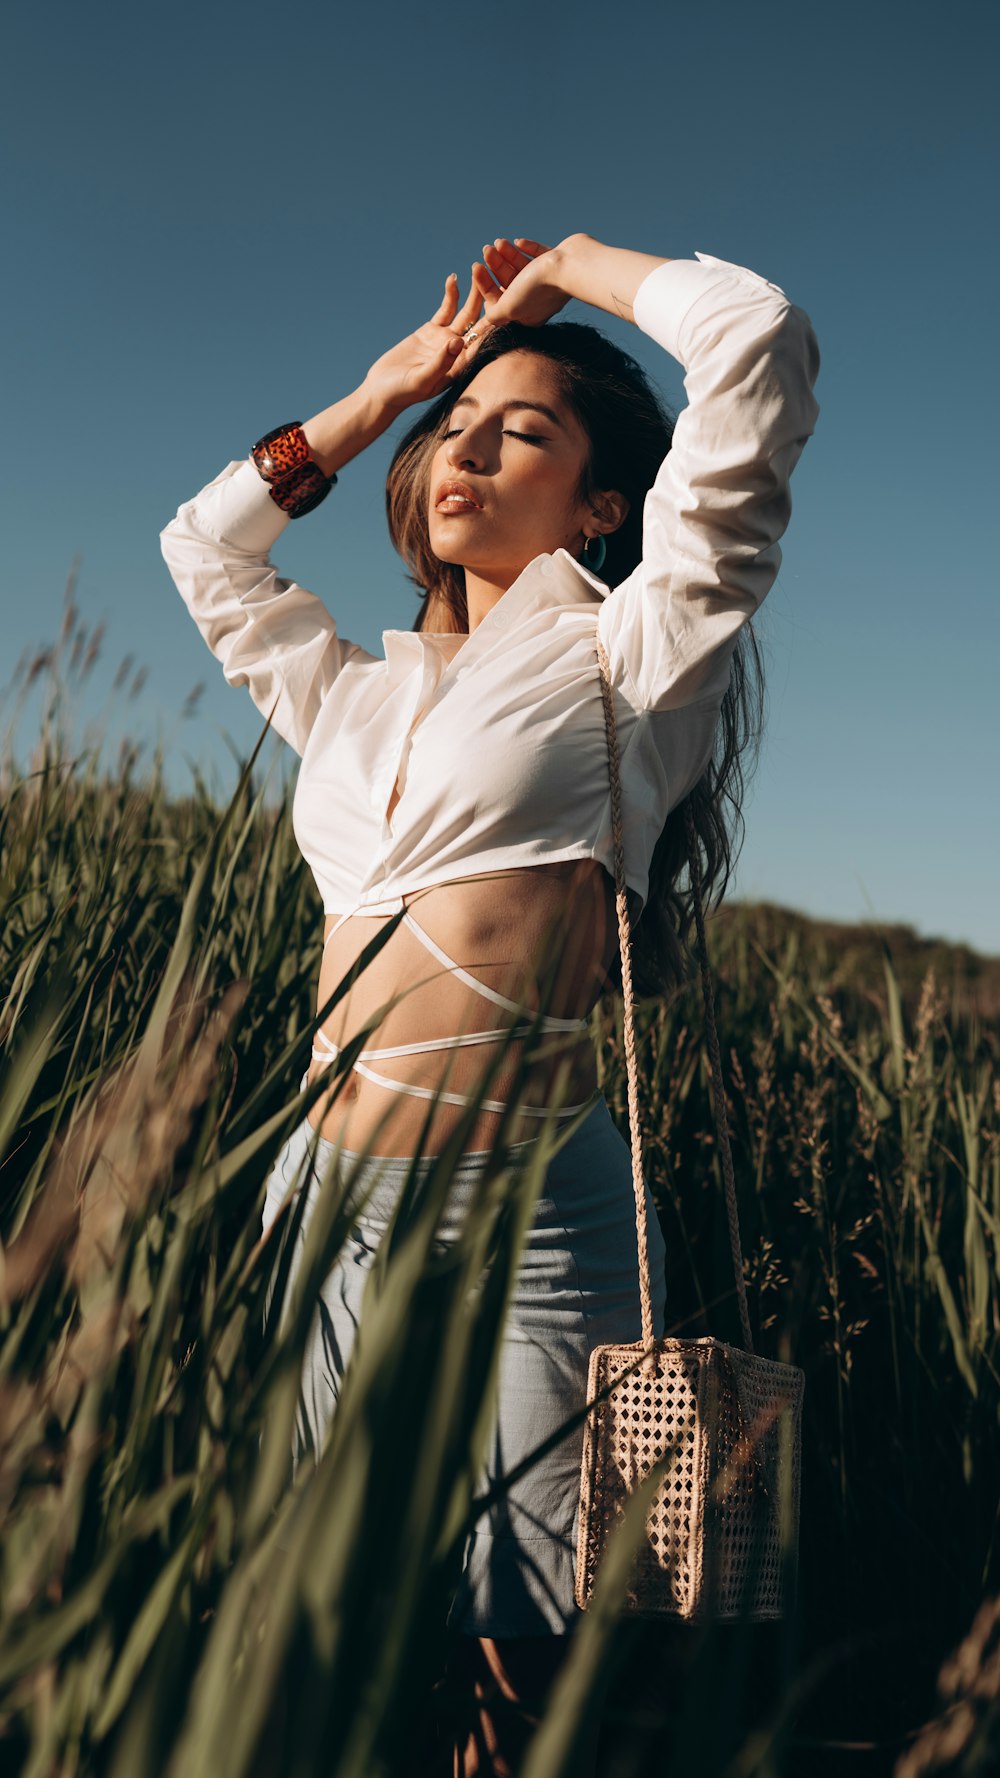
[442,428,546,444]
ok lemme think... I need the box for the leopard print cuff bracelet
[250,421,337,519]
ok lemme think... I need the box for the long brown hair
[384,320,764,995]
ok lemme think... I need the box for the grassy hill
[714,898,1000,1020]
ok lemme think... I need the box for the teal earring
[581,533,607,573]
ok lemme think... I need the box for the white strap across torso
[312,903,591,1116]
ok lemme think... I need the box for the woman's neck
[464,566,515,634]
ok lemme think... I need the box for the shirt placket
[360,651,438,900]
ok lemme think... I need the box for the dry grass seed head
[68,981,246,1288]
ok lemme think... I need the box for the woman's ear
[592,489,630,536]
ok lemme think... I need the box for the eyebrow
[450,395,566,430]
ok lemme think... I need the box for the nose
[445,418,491,472]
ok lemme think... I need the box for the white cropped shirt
[161,253,820,919]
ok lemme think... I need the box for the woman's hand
[470,237,576,332]
[361,272,486,416]
[471,234,671,338]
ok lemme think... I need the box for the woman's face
[426,350,598,587]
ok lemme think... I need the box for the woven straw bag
[574,641,806,1621]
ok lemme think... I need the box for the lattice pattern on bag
[575,1338,804,1619]
[713,1346,804,1616]
[577,1343,704,1614]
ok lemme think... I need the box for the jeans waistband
[296,1073,603,1175]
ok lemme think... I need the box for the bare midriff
[305,859,621,1156]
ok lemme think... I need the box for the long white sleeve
[160,458,376,756]
[599,252,821,717]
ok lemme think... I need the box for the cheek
[522,464,582,523]
[424,451,446,519]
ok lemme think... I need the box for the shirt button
[493,611,508,629]
[540,560,553,579]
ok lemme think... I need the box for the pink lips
[435,478,483,513]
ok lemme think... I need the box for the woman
[161,232,820,1772]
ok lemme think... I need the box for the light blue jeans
[260,1092,667,1637]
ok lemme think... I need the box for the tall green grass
[1,693,997,1774]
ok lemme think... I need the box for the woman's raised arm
[475,233,820,726]
[160,274,485,754]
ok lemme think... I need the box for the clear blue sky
[4,0,998,953]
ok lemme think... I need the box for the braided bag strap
[596,640,754,1355]
[595,639,656,1350]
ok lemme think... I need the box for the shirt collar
[381,550,608,685]
[457,548,611,625]
[382,626,462,688]
[549,546,612,602]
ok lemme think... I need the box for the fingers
[471,262,496,299]
[481,242,520,291]
[422,242,548,334]
[473,242,532,337]
[452,266,485,335]
[468,258,504,320]
[428,273,460,326]
[483,239,544,299]
[427,237,550,379]
[437,267,496,377]
[427,243,541,331]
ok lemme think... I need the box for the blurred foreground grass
[1,711,998,1777]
